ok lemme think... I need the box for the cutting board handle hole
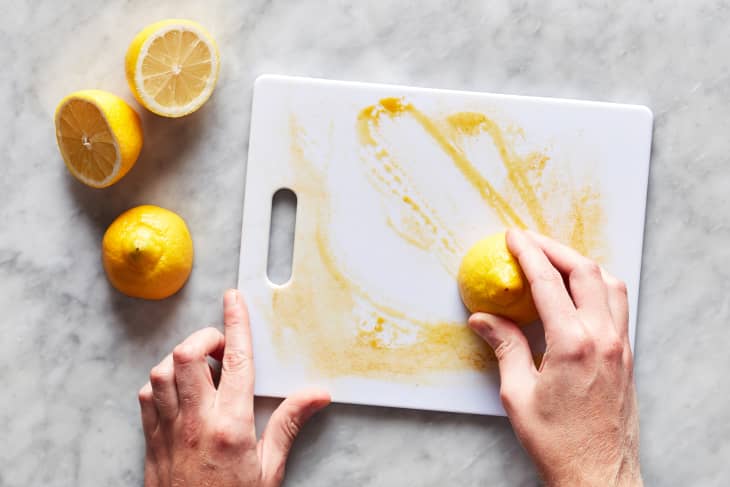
[266,188,297,286]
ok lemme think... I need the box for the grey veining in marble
[1,0,729,485]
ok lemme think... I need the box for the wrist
[543,460,642,487]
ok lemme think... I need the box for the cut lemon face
[125,19,220,118]
[55,90,143,188]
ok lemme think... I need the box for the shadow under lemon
[102,205,195,342]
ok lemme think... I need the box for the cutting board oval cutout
[266,187,297,286]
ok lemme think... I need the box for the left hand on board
[138,289,331,487]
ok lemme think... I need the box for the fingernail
[506,228,528,251]
[469,314,490,333]
[469,314,498,346]
[224,289,238,307]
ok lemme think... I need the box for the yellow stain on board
[269,101,605,380]
[358,97,604,261]
[357,104,462,275]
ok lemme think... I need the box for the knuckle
[211,423,253,450]
[224,307,242,326]
[211,426,240,449]
[173,343,200,365]
[583,261,602,277]
[534,268,562,286]
[138,386,153,404]
[493,339,515,362]
[562,330,595,361]
[572,260,601,281]
[222,349,250,373]
[602,335,624,361]
[604,274,628,296]
[149,366,173,386]
[612,279,628,297]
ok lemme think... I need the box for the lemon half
[55,90,143,188]
[125,19,220,118]
[457,232,539,325]
[102,205,194,300]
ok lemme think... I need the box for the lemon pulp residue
[268,100,605,380]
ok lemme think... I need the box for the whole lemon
[102,205,193,300]
[457,232,538,325]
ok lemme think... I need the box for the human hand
[469,229,642,487]
[138,289,330,487]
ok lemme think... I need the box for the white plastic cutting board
[237,75,652,416]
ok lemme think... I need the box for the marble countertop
[2,0,729,485]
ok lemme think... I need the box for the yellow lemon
[55,90,143,188]
[457,232,538,325]
[102,205,194,300]
[125,19,220,118]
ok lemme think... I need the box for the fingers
[149,353,178,421]
[523,230,612,324]
[259,389,331,486]
[138,382,159,440]
[525,230,628,339]
[469,313,536,411]
[217,289,255,417]
[506,229,577,339]
[172,327,225,414]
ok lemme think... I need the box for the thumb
[259,389,330,485]
[469,313,536,409]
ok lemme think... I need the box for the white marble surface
[1,0,729,485]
